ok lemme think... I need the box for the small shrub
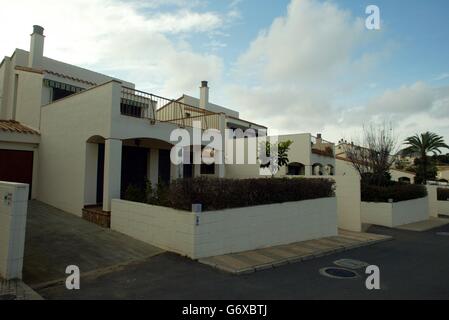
[361,183,427,203]
[123,184,146,203]
[437,188,449,201]
[167,177,335,211]
[145,180,170,206]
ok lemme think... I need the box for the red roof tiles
[0,120,39,135]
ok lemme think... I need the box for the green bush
[437,188,449,201]
[361,183,427,203]
[167,177,335,211]
[123,184,146,203]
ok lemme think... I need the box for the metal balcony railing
[120,86,220,130]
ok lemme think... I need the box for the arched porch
[84,136,178,212]
[325,164,335,176]
[312,163,324,176]
[398,176,411,184]
[287,162,306,176]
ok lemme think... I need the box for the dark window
[201,147,215,175]
[183,151,193,178]
[120,102,143,118]
[121,146,148,196]
[201,163,215,175]
[287,165,300,176]
[96,144,105,204]
[183,163,193,178]
[287,163,305,176]
[52,88,75,102]
[158,149,171,185]
[227,126,259,139]
[46,80,84,102]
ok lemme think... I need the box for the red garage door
[0,149,33,199]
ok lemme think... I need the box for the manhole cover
[436,232,449,236]
[319,267,359,279]
[0,294,16,300]
[334,259,369,269]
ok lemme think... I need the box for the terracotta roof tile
[44,70,97,86]
[0,120,40,135]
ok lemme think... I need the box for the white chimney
[199,81,209,109]
[28,25,45,69]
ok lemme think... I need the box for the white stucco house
[0,26,336,222]
[224,133,335,178]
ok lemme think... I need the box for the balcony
[120,87,221,130]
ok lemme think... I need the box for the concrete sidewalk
[199,230,392,274]
[24,201,164,288]
[396,217,449,232]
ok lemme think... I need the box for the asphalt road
[37,223,449,300]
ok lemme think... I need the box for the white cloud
[341,82,449,121]
[235,0,365,85]
[366,82,434,115]
[225,0,449,143]
[142,10,223,34]
[1,0,447,143]
[0,0,225,96]
[336,82,449,142]
[226,0,373,136]
[434,73,449,81]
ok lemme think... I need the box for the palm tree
[402,132,449,184]
[260,140,293,177]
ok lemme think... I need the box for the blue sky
[190,0,449,101]
[1,0,448,145]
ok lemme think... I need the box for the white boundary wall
[438,201,449,216]
[111,200,197,257]
[426,185,449,217]
[333,175,362,232]
[361,197,429,227]
[0,181,29,280]
[111,197,337,259]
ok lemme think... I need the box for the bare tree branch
[343,123,399,185]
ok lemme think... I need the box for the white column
[84,143,98,205]
[103,139,122,212]
[218,113,227,178]
[305,165,312,176]
[148,149,159,187]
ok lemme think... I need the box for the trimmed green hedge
[168,177,335,211]
[437,188,449,201]
[361,183,427,203]
[124,177,335,211]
